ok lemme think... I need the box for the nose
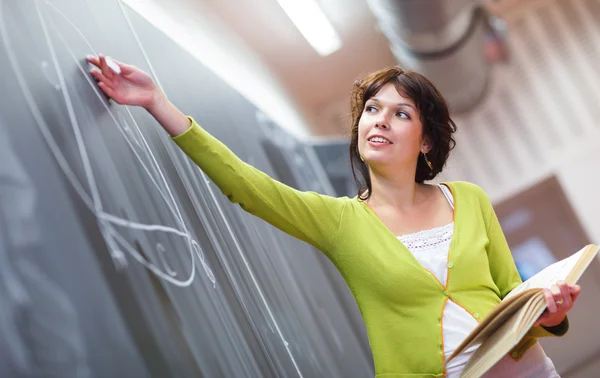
[374,121,389,130]
[374,112,389,129]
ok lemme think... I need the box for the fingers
[87,54,136,75]
[558,282,572,309]
[570,284,582,302]
[86,55,100,68]
[90,68,112,87]
[549,283,567,311]
[88,54,115,80]
[546,282,580,314]
[87,54,120,102]
[98,82,119,103]
[107,57,136,75]
[537,283,581,329]
[99,54,116,80]
[543,288,557,313]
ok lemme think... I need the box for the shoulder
[442,181,488,199]
[442,181,494,211]
[316,195,356,216]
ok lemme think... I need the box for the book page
[445,291,538,364]
[461,293,547,378]
[504,247,587,300]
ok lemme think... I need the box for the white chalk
[105,57,121,75]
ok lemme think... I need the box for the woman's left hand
[534,281,581,327]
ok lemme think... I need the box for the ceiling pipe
[366,0,499,113]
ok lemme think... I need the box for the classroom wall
[438,0,600,243]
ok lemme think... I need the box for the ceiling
[197,0,517,137]
[204,0,397,136]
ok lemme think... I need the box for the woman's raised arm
[88,55,347,253]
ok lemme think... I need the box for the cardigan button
[447,262,454,269]
[474,313,480,319]
[443,290,449,297]
[512,351,519,358]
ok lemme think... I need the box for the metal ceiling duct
[366,0,493,113]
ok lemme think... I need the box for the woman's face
[358,83,429,172]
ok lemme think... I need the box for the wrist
[541,316,569,336]
[146,89,168,114]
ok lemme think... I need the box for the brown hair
[349,66,457,200]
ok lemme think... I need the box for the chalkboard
[0,1,373,377]
[310,141,356,199]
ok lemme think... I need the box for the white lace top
[398,185,559,378]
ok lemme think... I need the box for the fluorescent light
[276,0,342,56]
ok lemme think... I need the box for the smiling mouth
[368,136,392,144]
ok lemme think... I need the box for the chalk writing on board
[118,113,142,148]
[41,60,61,91]
[0,0,215,287]
[2,2,306,375]
[157,243,177,277]
[116,3,305,373]
[120,1,311,369]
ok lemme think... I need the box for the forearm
[146,92,191,137]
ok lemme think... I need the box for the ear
[421,135,433,154]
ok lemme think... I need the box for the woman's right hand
[87,54,160,110]
[87,54,191,136]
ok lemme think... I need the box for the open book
[446,244,600,378]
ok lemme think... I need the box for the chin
[365,157,394,166]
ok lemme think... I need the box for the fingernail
[105,57,121,75]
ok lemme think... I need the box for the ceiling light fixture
[276,0,342,56]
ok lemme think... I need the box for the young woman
[88,55,580,377]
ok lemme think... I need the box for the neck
[366,166,425,210]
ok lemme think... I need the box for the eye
[396,111,410,119]
[365,105,377,113]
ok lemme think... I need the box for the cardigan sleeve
[171,117,346,253]
[480,188,569,341]
[482,193,522,299]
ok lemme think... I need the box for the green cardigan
[172,118,567,377]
